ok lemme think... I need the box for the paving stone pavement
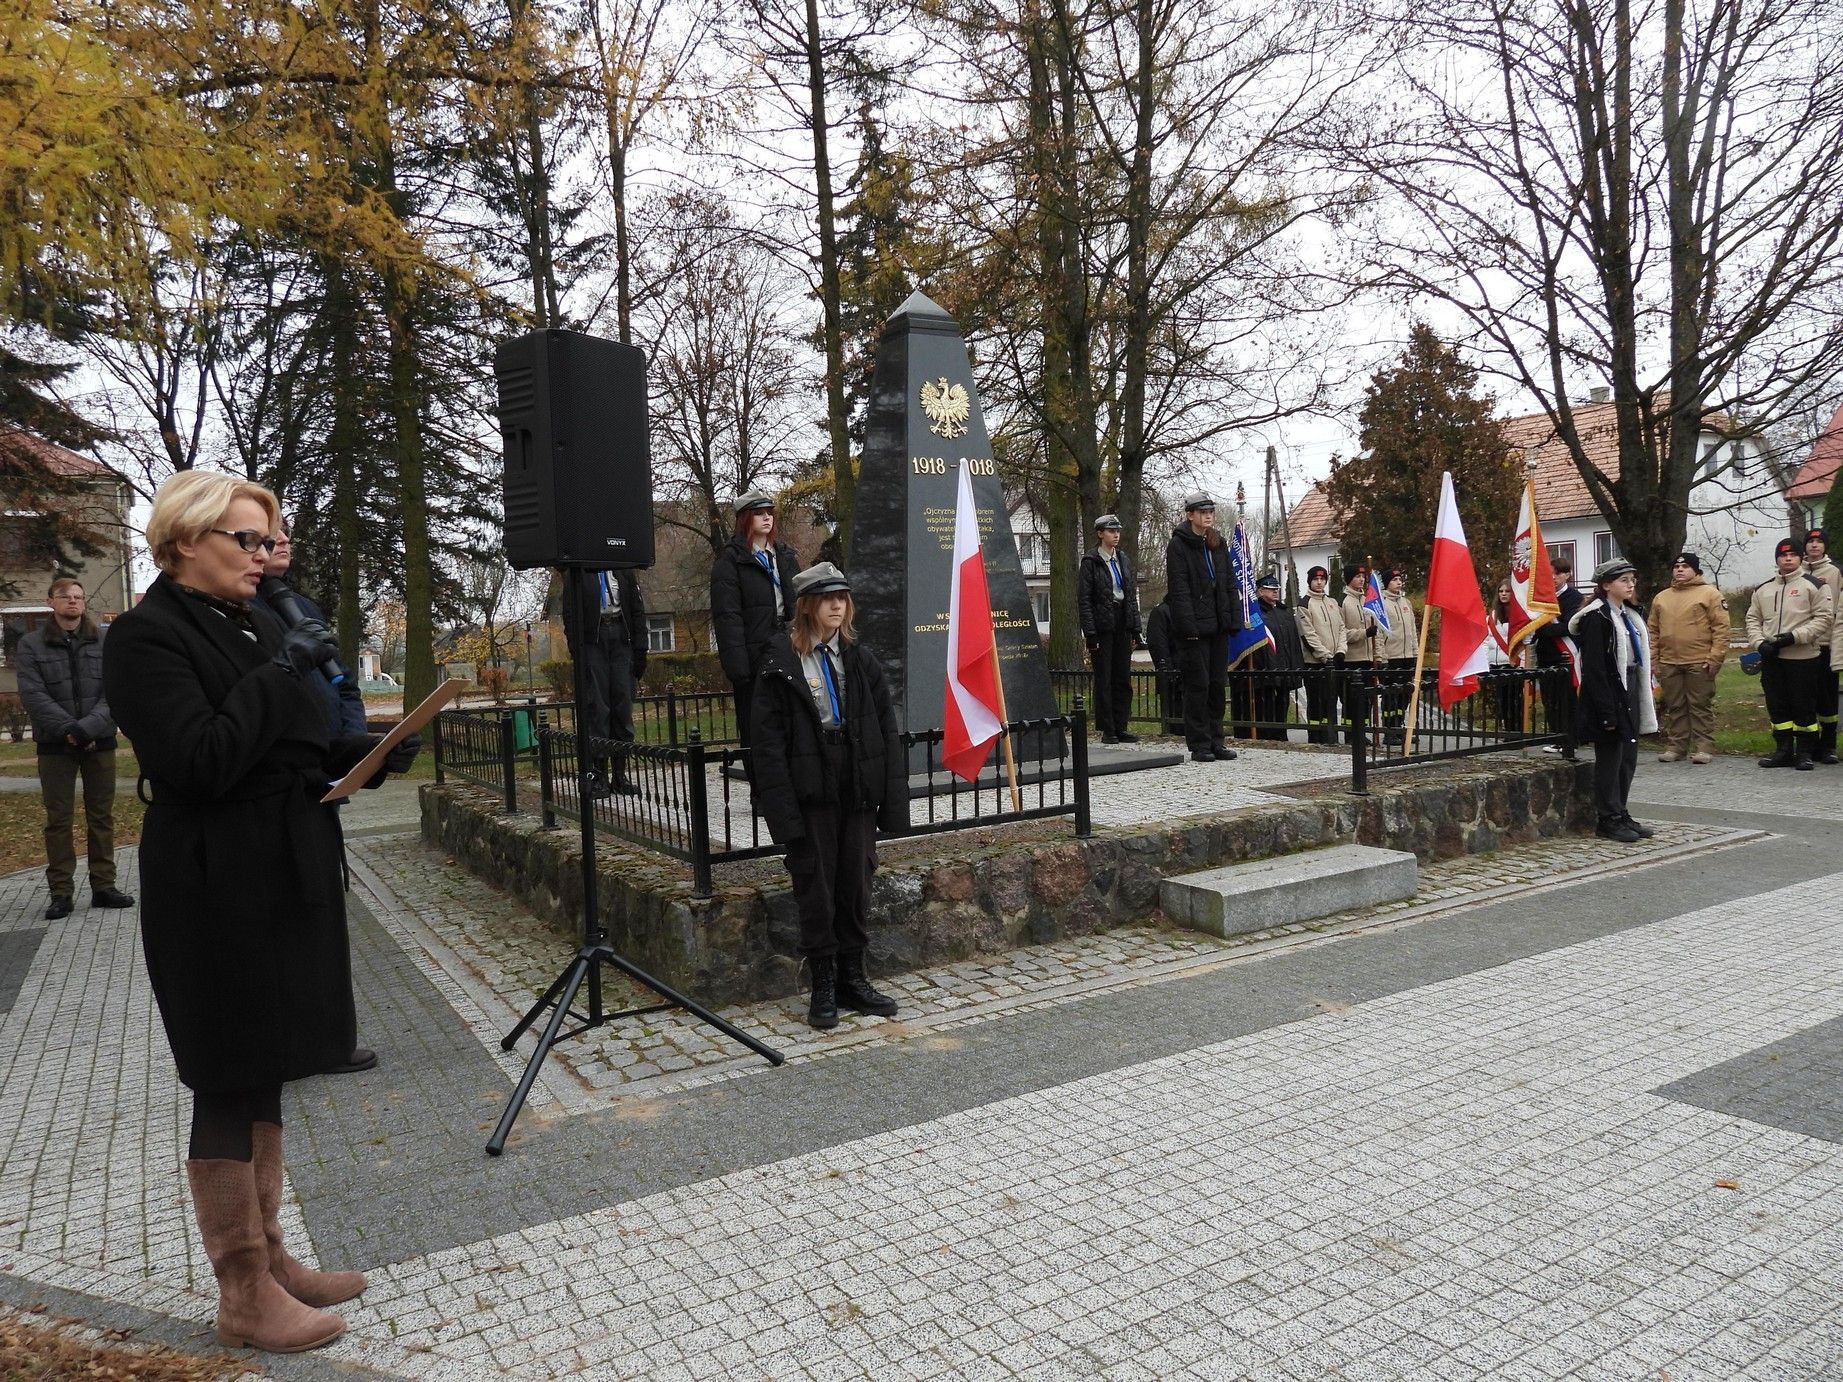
[1,752,1841,1379]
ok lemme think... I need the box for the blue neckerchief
[818,645,842,723]
[755,549,775,578]
[1619,608,1641,664]
[599,572,614,611]
[1107,554,1122,591]
[1203,547,1215,582]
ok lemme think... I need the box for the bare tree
[1349,0,1843,588]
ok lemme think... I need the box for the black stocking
[188,1087,283,1161]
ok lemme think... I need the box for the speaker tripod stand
[486,583,784,1155]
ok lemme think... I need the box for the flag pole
[1402,595,1436,757]
[988,623,1021,812]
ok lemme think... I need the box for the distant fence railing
[431,665,1568,892]
[432,698,1090,897]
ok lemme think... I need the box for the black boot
[1619,814,1655,839]
[1758,732,1796,768]
[1795,733,1817,771]
[835,952,899,1017]
[806,956,839,1030]
[1596,816,1641,843]
[1820,720,1839,765]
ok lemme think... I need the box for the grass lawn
[1699,658,1779,757]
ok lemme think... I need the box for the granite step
[1160,844,1418,938]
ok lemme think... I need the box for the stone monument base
[421,751,1592,1007]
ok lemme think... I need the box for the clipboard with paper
[321,681,463,803]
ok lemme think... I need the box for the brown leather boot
[186,1159,345,1352]
[251,1123,366,1307]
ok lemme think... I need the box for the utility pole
[1269,445,1301,602]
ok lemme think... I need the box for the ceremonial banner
[1427,472,1491,708]
[1363,568,1391,632]
[942,459,1005,781]
[1226,517,1274,670]
[1507,476,1559,656]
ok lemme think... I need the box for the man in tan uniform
[1298,565,1346,745]
[1339,564,1379,745]
[1647,552,1728,764]
[1747,537,1834,770]
[1805,528,1840,763]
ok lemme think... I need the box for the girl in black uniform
[709,491,803,746]
[750,562,907,1028]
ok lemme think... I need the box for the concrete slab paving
[1,749,1840,1379]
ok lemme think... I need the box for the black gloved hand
[383,734,422,774]
[1758,639,1778,657]
[1773,632,1796,649]
[274,618,338,676]
[1333,653,1347,668]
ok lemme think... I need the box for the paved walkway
[1,752,1840,1379]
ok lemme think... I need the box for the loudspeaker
[495,329,653,570]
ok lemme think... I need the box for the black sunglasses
[208,528,278,554]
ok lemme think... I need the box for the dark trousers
[1762,655,1822,736]
[580,622,636,779]
[1155,668,1181,734]
[38,749,116,896]
[1538,657,1576,739]
[1229,670,1255,739]
[784,747,876,958]
[1304,666,1338,744]
[1089,625,1134,738]
[1819,651,1839,754]
[1591,733,1637,823]
[1176,634,1228,752]
[189,1086,283,1162]
[1382,658,1417,742]
[1343,661,1376,744]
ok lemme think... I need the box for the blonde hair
[47,577,84,599]
[146,471,280,573]
[790,592,857,655]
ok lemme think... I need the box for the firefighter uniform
[1746,548,1834,769]
[1298,569,1346,746]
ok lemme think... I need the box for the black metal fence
[432,698,1091,896]
[431,666,1568,891]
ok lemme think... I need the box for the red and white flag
[942,460,1005,781]
[1506,476,1559,657]
[1427,472,1491,709]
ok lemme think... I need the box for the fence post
[687,726,713,898]
[666,688,680,748]
[537,728,556,829]
[498,711,518,812]
[432,711,445,785]
[1350,668,1369,794]
[1071,695,1092,838]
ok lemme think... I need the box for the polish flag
[1427,472,1491,708]
[942,460,1005,781]
[1506,476,1559,657]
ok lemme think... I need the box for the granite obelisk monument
[850,291,1059,768]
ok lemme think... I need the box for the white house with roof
[1280,399,1788,594]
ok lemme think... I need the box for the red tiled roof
[1286,400,1644,542]
[0,427,113,478]
[1786,402,1843,501]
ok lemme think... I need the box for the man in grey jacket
[15,578,134,919]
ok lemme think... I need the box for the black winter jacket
[1253,602,1305,685]
[102,575,380,1092]
[15,616,115,753]
[1077,547,1142,639]
[559,568,648,680]
[749,633,906,847]
[1144,601,1176,671]
[1570,598,1653,742]
[711,538,802,684]
[1163,524,1241,640]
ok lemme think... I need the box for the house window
[645,614,675,653]
[1546,541,1576,576]
[1593,532,1620,567]
[1031,591,1050,629]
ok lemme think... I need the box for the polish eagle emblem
[920,377,971,439]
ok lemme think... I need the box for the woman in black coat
[1567,557,1657,843]
[103,472,416,1354]
[710,491,803,745]
[750,562,906,1029]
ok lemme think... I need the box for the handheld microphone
[258,576,348,685]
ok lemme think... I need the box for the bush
[478,664,512,701]
[539,659,573,700]
[0,693,23,742]
[641,650,726,692]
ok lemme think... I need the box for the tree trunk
[1113,0,1155,569]
[803,0,854,553]
[323,259,365,670]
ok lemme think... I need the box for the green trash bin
[511,708,537,752]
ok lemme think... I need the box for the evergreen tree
[1322,325,1521,584]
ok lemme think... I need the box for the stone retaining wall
[420,755,1593,1006]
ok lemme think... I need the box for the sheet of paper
[321,680,464,803]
